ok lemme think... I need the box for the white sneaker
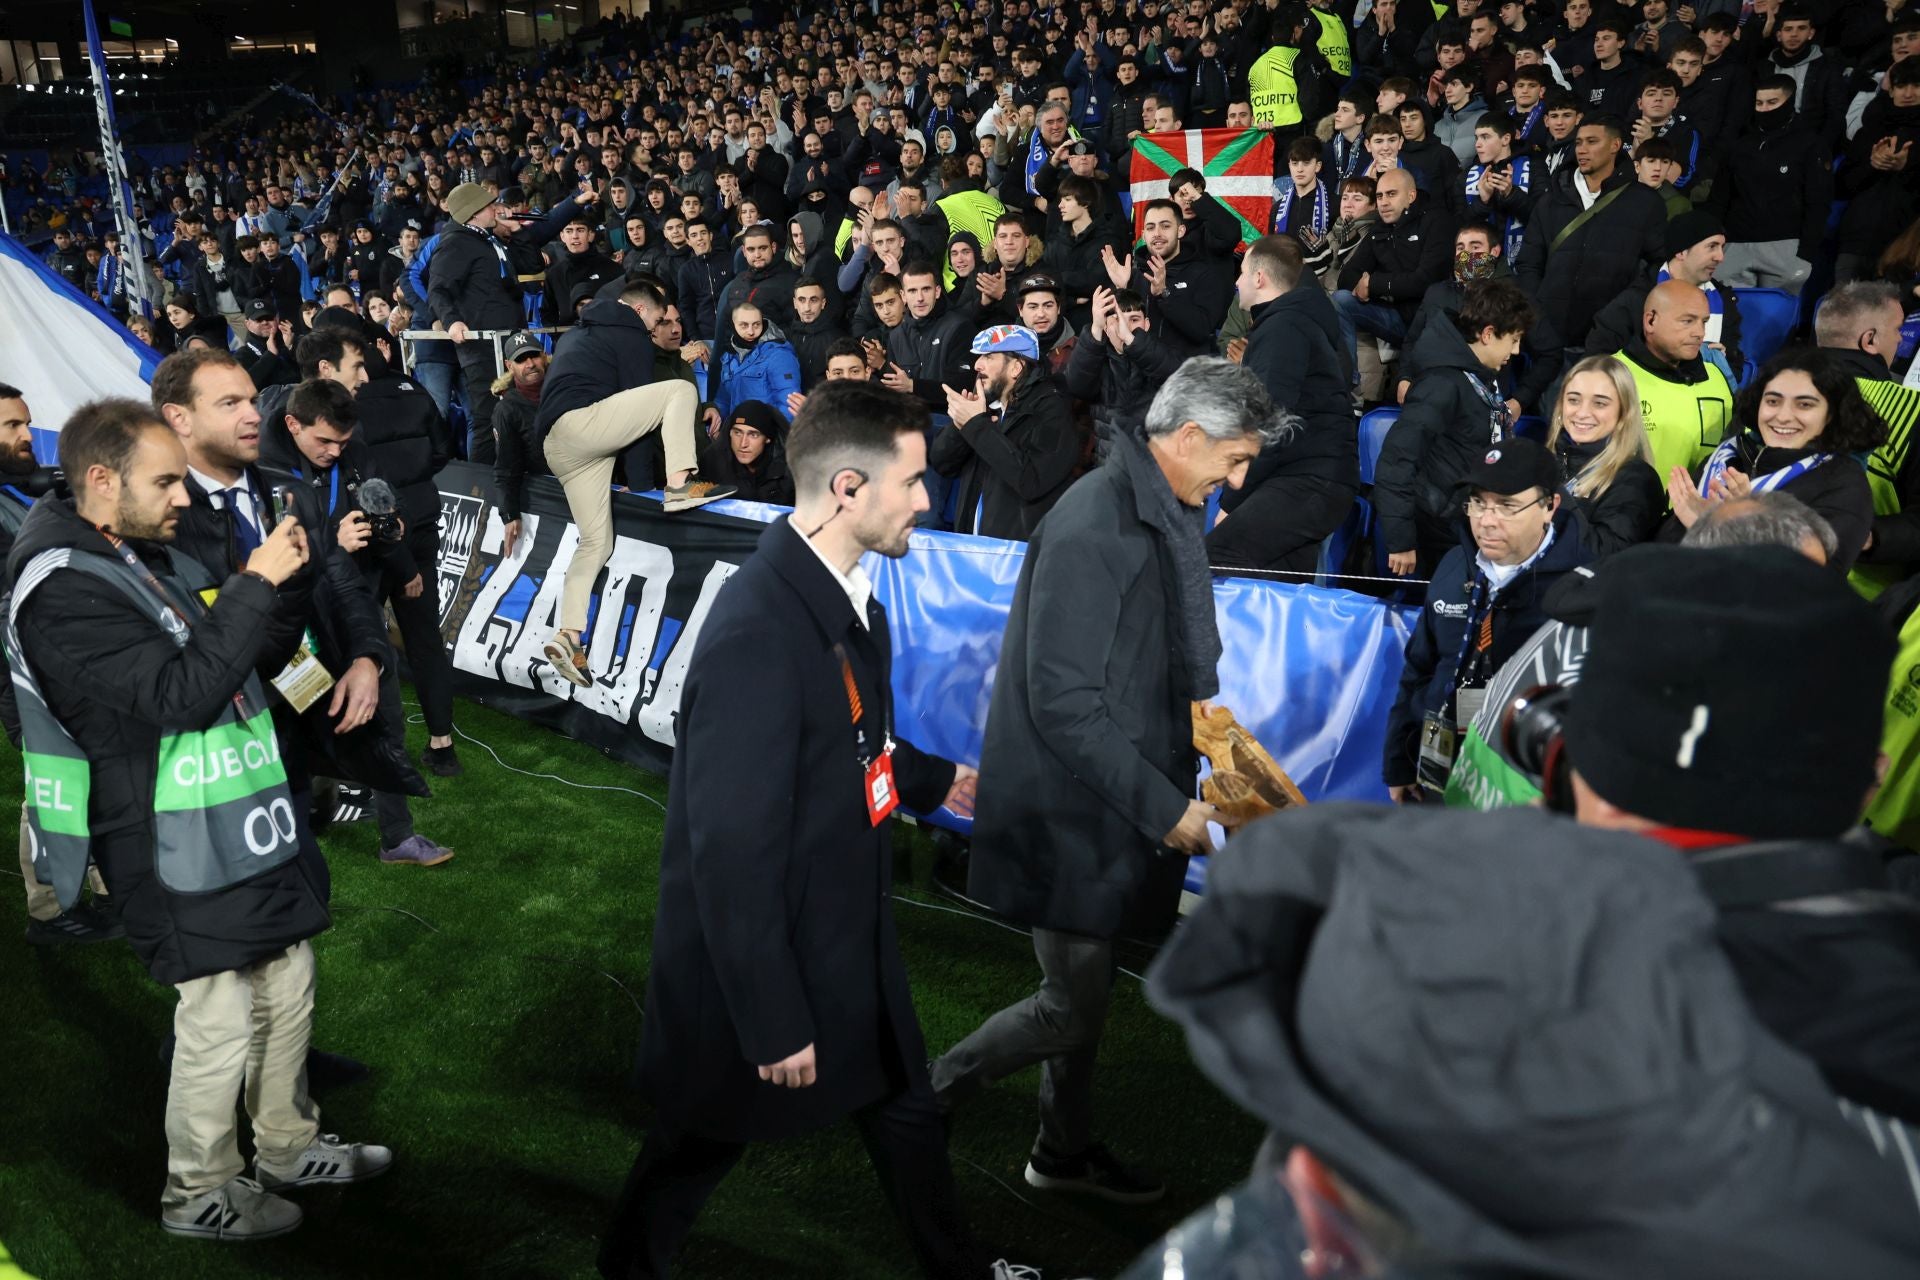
[991,1263,1043,1280]
[160,1175,302,1241]
[254,1132,394,1189]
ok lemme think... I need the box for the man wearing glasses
[1381,437,1592,802]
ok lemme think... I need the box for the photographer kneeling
[6,400,390,1240]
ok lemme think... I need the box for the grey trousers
[929,926,1115,1159]
[1720,240,1812,294]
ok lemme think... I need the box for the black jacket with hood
[1146,804,1920,1280]
[1710,101,1834,263]
[532,299,659,440]
[1515,164,1668,348]
[1404,260,1566,412]
[8,498,332,986]
[677,246,736,343]
[1235,285,1359,498]
[698,400,796,505]
[1337,198,1457,325]
[1554,431,1664,561]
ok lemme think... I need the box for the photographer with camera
[260,376,453,869]
[6,398,391,1241]
[0,384,118,943]
[1384,437,1591,802]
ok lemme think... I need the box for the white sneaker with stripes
[253,1132,394,1190]
[160,1175,302,1241]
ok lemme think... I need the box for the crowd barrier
[431,463,1420,856]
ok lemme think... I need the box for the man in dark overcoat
[598,380,999,1280]
[931,358,1287,1204]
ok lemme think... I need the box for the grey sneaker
[379,835,454,867]
[661,480,735,512]
[160,1176,302,1241]
[254,1133,394,1190]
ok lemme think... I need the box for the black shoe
[307,1048,371,1091]
[25,902,126,945]
[422,743,464,777]
[1024,1142,1164,1204]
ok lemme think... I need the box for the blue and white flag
[83,0,155,318]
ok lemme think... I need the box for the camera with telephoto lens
[1501,684,1574,813]
[19,468,68,500]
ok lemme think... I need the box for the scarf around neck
[1115,427,1222,700]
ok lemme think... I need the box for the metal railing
[397,326,570,379]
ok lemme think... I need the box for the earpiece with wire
[804,467,869,538]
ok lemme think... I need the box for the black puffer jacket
[1515,165,1667,348]
[490,380,548,523]
[1235,286,1359,495]
[426,196,585,332]
[1376,311,1511,561]
[1662,434,1875,574]
[1553,432,1664,562]
[1710,109,1833,264]
[1337,199,1457,325]
[1404,262,1565,413]
[355,373,454,533]
[533,300,658,440]
[8,497,332,985]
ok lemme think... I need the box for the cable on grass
[401,703,667,813]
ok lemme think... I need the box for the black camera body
[18,467,68,501]
[1501,684,1573,813]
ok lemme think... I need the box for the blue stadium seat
[1315,496,1373,589]
[1735,288,1797,369]
[1513,415,1548,442]
[1358,407,1398,486]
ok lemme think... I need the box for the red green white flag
[1129,127,1274,250]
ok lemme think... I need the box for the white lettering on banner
[637,560,737,748]
[243,797,298,857]
[451,503,736,734]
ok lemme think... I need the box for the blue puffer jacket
[713,330,803,423]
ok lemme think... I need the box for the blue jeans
[412,359,456,419]
[1332,291,1409,380]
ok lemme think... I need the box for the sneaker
[254,1133,393,1190]
[542,631,592,687]
[25,901,125,945]
[380,835,454,867]
[661,480,735,513]
[160,1176,302,1241]
[1024,1143,1164,1204]
[329,783,373,826]
[422,743,464,777]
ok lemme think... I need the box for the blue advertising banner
[432,464,1416,862]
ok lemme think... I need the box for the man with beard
[601,380,1019,1280]
[490,332,552,559]
[0,385,120,944]
[1099,198,1233,360]
[929,325,1081,541]
[714,225,800,352]
[9,397,393,1242]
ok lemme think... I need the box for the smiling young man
[934,358,1287,1207]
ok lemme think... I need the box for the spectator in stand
[428,181,595,463]
[1378,279,1538,578]
[1761,6,1850,151]
[235,300,298,391]
[714,224,800,349]
[1836,59,1920,285]
[1580,17,1642,124]
[1063,286,1185,440]
[191,232,248,344]
[1463,110,1537,261]
[1709,75,1833,297]
[676,218,735,345]
[490,332,551,558]
[787,278,847,389]
[1627,69,1704,190]
[930,325,1081,540]
[1221,234,1356,574]
[712,301,804,424]
[1515,117,1668,354]
[1665,348,1883,574]
[1399,222,1564,418]
[1333,169,1456,383]
[1383,437,1592,800]
[1588,211,1746,380]
[1545,354,1665,559]
[1100,199,1233,361]
[698,400,796,505]
[1813,281,1920,596]
[542,211,619,328]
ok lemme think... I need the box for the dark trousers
[598,1073,987,1280]
[457,344,500,464]
[384,524,454,738]
[930,927,1115,1159]
[1208,475,1359,574]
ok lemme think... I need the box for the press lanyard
[1439,575,1497,709]
[834,640,893,766]
[98,529,259,720]
[290,465,341,513]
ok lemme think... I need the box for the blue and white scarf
[1698,435,1832,497]
[1274,179,1332,237]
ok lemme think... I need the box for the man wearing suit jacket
[599,381,1013,1280]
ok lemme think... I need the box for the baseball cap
[970,324,1041,360]
[502,331,545,362]
[1460,438,1557,498]
[245,299,277,322]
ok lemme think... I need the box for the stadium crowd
[11,0,1920,1274]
